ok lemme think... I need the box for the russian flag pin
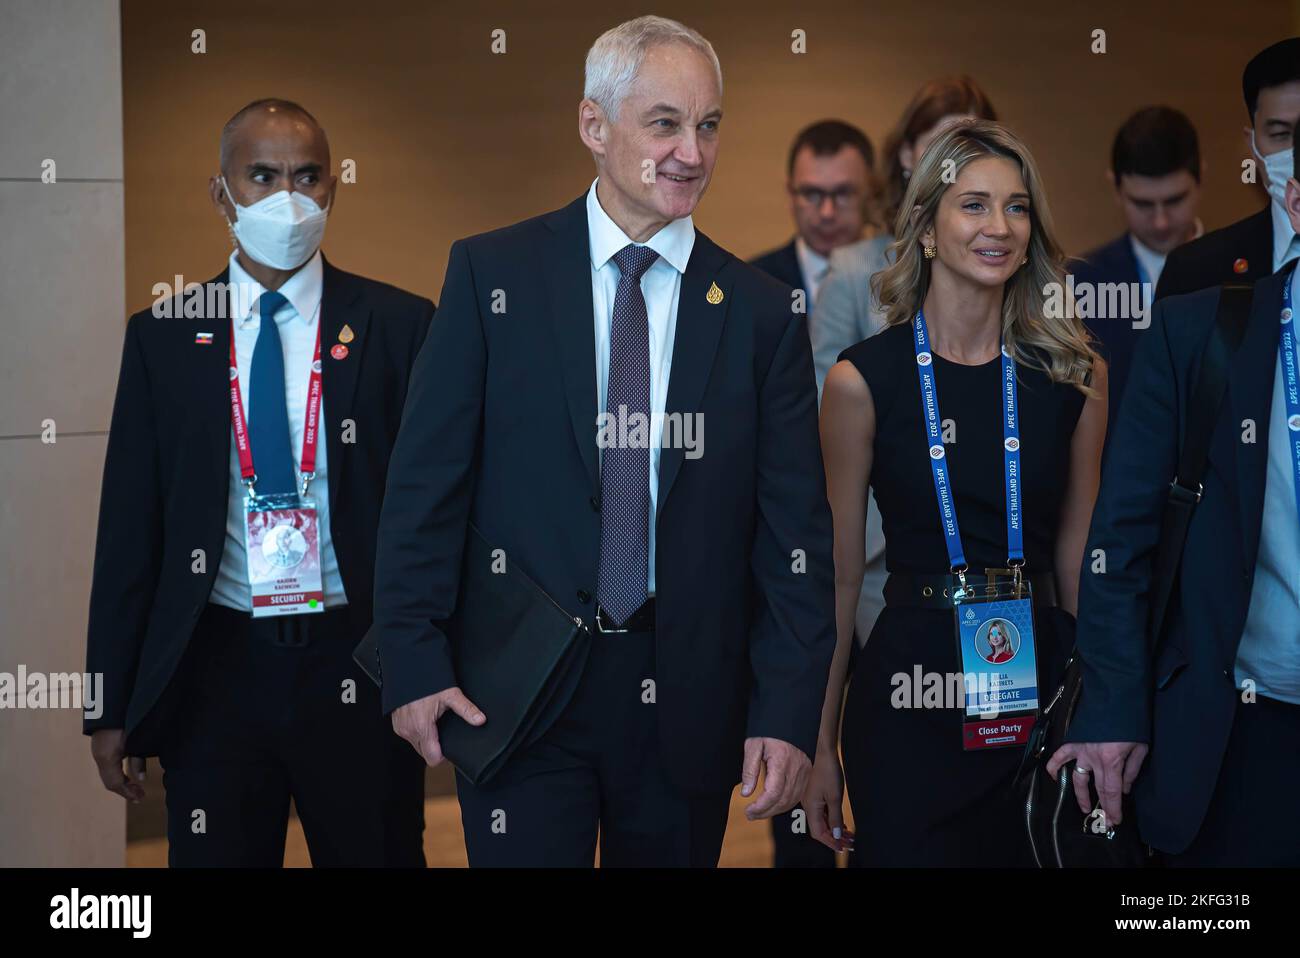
[195,331,214,345]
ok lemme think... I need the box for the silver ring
[1074,765,1090,775]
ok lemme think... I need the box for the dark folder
[354,524,590,786]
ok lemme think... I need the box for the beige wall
[0,0,126,867]
[121,0,1296,312]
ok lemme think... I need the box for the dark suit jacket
[1155,207,1273,300]
[750,239,807,299]
[84,257,434,754]
[1069,233,1143,429]
[372,195,836,796]
[1067,270,1282,853]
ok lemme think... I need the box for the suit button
[589,496,600,512]
[577,590,591,604]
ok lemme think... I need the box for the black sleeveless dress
[838,322,1086,867]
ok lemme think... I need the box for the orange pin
[1233,258,1249,274]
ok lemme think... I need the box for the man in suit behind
[1070,106,1202,427]
[750,118,874,868]
[86,99,430,866]
[373,15,836,867]
[750,119,876,321]
[1157,37,1300,298]
[1049,117,1300,866]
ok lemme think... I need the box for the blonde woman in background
[809,78,999,714]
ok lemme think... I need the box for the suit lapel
[1243,207,1274,282]
[1117,234,1142,286]
[196,269,234,491]
[1232,268,1283,568]
[319,256,368,513]
[658,231,729,509]
[542,195,601,495]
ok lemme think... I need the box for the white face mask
[221,176,329,270]
[1250,130,1295,210]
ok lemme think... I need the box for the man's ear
[209,174,233,220]
[578,99,607,156]
[1285,177,1300,235]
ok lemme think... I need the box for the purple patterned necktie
[596,243,660,626]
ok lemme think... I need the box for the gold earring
[923,244,937,259]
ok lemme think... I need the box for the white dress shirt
[1234,264,1300,704]
[795,236,831,305]
[587,178,695,595]
[1129,233,1168,292]
[1270,199,1300,274]
[210,249,348,611]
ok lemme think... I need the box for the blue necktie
[596,244,660,625]
[248,291,296,496]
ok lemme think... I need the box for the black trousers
[454,627,732,867]
[769,635,863,868]
[1166,694,1300,867]
[157,603,426,867]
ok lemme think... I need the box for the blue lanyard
[911,309,1025,576]
[1278,267,1300,531]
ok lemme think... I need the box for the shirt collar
[1270,200,1300,274]
[586,178,695,275]
[794,236,830,284]
[1128,233,1168,285]
[227,249,324,326]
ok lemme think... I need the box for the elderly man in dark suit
[373,15,836,867]
[86,99,430,866]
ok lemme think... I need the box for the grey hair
[583,15,722,121]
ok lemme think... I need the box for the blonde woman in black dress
[804,121,1108,866]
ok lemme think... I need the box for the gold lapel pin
[706,281,724,305]
[339,323,355,343]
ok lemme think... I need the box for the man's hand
[90,729,146,803]
[391,687,485,768]
[740,736,811,821]
[1047,741,1148,826]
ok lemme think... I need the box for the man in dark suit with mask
[1157,38,1300,298]
[1050,116,1300,867]
[373,16,836,867]
[86,99,431,866]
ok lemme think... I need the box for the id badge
[953,578,1039,750]
[243,492,325,618]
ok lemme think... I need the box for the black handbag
[1015,284,1253,867]
[354,523,591,786]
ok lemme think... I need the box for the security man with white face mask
[85,99,433,866]
[1157,38,1300,297]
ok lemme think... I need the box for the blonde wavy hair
[871,120,1097,394]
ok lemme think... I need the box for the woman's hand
[802,747,854,853]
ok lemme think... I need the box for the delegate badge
[954,584,1039,750]
[243,492,325,618]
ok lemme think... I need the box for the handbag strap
[1147,284,1253,644]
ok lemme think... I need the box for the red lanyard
[228,311,323,496]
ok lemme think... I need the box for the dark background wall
[123,0,1297,314]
